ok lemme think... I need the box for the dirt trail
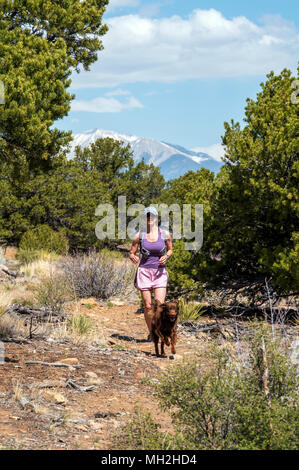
[0,301,204,450]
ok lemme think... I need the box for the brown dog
[150,299,179,357]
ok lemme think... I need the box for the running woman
[129,206,173,338]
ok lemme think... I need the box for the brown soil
[0,302,208,450]
[1,246,18,260]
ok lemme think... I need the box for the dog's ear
[155,299,167,308]
[155,300,166,316]
[173,299,179,313]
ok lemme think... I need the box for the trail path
[0,301,207,450]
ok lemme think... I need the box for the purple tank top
[139,228,166,269]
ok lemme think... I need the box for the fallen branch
[25,360,80,368]
[6,304,67,322]
[0,264,17,278]
[66,379,95,392]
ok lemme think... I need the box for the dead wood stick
[0,264,17,278]
[8,304,67,317]
[25,360,80,368]
[66,379,95,392]
[182,322,226,332]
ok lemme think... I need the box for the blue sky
[55,0,299,161]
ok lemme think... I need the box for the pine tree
[0,0,109,171]
[199,66,299,295]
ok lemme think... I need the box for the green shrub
[68,314,94,335]
[166,241,201,298]
[112,408,173,450]
[34,273,73,313]
[19,225,68,255]
[178,298,203,323]
[84,303,95,310]
[113,324,298,450]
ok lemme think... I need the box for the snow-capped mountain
[67,128,223,180]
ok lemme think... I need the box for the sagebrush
[60,252,135,300]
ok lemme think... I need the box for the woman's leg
[140,289,153,334]
[153,287,167,305]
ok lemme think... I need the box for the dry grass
[41,312,108,347]
[0,251,123,346]
[0,291,15,315]
[12,381,24,402]
[86,377,103,386]
[1,281,36,308]
[43,390,68,405]
[33,403,51,415]
[0,312,28,338]
[19,256,61,279]
[0,308,108,345]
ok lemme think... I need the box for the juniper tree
[198,66,299,296]
[0,0,109,172]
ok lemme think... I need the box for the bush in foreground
[113,324,298,450]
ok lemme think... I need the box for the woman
[129,206,173,338]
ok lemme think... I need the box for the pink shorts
[134,267,168,291]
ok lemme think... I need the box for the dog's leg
[161,341,165,356]
[151,331,160,356]
[171,331,177,354]
[154,339,160,357]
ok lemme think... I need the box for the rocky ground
[0,247,298,450]
[0,300,219,450]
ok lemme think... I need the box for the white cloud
[71,9,298,89]
[71,95,143,113]
[192,143,226,162]
[105,88,132,96]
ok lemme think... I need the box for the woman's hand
[159,255,168,265]
[129,253,140,265]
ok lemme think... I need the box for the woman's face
[146,213,158,228]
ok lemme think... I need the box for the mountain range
[67,128,223,180]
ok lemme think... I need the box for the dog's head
[156,299,179,324]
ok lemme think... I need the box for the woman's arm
[159,230,173,265]
[129,232,140,264]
